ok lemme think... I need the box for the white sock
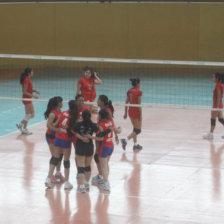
[55,171,61,175]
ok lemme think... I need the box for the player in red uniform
[76,66,102,111]
[16,67,40,134]
[44,96,65,183]
[121,78,143,150]
[97,109,120,191]
[45,100,79,190]
[203,72,224,139]
[92,95,120,185]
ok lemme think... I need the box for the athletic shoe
[133,144,143,150]
[22,129,32,135]
[16,123,23,132]
[51,175,58,183]
[100,181,110,191]
[92,175,104,185]
[121,139,127,150]
[55,173,65,182]
[45,177,52,188]
[78,184,86,193]
[203,132,213,139]
[64,182,73,190]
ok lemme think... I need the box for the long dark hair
[20,67,33,84]
[68,100,79,128]
[130,78,140,87]
[214,72,224,84]
[82,109,92,129]
[99,95,114,117]
[44,96,63,119]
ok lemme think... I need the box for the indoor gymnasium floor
[0,106,224,224]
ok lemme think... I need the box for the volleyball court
[0,54,224,223]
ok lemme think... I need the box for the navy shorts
[54,137,71,149]
[99,146,114,158]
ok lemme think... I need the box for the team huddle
[16,66,143,192]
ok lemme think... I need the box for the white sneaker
[78,184,86,193]
[55,172,65,182]
[16,123,23,132]
[45,177,52,188]
[92,175,103,185]
[100,181,110,191]
[64,181,73,190]
[22,129,32,135]
[203,132,213,139]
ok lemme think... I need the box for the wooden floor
[1,107,224,224]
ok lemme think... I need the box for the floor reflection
[121,151,141,222]
[209,140,224,200]
[16,134,35,188]
[45,186,71,224]
[95,193,110,224]
[71,192,91,224]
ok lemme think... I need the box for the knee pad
[211,118,216,126]
[94,154,99,163]
[77,167,85,174]
[24,114,32,121]
[85,166,91,172]
[64,160,70,169]
[50,156,60,166]
[133,128,141,135]
[218,118,224,125]
[59,154,63,161]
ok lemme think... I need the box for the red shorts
[83,92,96,102]
[22,100,32,105]
[128,108,140,119]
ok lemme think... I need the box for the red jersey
[98,120,114,147]
[78,105,89,121]
[213,82,224,109]
[55,110,70,141]
[46,109,61,136]
[22,77,33,104]
[127,87,142,119]
[78,76,96,102]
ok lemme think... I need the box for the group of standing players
[16,66,143,192]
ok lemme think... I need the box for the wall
[0,3,223,61]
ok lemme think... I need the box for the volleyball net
[0,53,224,110]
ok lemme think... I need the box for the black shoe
[121,139,127,150]
[133,144,143,150]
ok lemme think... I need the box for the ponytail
[20,67,33,84]
[44,96,63,119]
[108,100,114,117]
[99,95,114,117]
[82,109,92,129]
[68,100,78,128]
